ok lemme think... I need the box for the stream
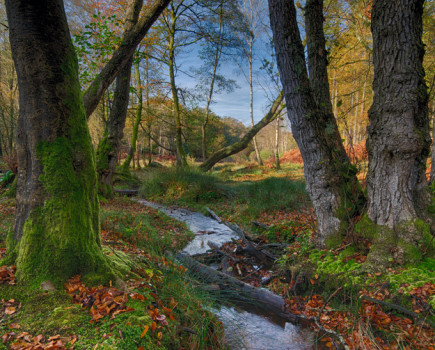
[137,199,315,350]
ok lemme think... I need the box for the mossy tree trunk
[365,0,431,265]
[96,0,142,197]
[6,0,114,286]
[269,0,364,247]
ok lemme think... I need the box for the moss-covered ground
[136,163,435,349]
[0,196,225,349]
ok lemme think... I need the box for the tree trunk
[365,0,430,264]
[168,17,188,168]
[274,117,280,170]
[201,2,224,162]
[121,60,143,171]
[83,0,170,118]
[430,102,435,182]
[269,0,364,247]
[96,0,142,197]
[200,92,284,172]
[6,0,113,285]
[249,39,263,166]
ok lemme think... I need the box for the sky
[176,52,279,127]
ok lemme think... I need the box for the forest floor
[0,195,226,349]
[136,161,435,350]
[0,161,433,349]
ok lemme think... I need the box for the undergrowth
[0,197,226,349]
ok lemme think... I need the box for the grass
[0,197,226,349]
[138,166,309,225]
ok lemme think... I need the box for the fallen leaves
[0,265,16,285]
[65,275,136,323]
[2,332,75,350]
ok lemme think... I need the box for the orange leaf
[140,325,149,338]
[151,322,157,332]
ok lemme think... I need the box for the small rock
[40,280,56,291]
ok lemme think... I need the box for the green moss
[5,177,17,198]
[96,133,111,174]
[325,231,343,249]
[355,214,379,240]
[15,48,114,287]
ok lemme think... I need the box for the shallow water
[136,199,238,255]
[215,305,314,350]
[137,199,315,350]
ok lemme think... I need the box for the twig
[318,287,342,321]
[313,317,350,350]
[205,207,223,223]
[207,241,238,263]
[360,295,435,328]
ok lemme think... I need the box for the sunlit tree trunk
[269,0,364,247]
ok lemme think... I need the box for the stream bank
[136,199,316,350]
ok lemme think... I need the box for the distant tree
[235,0,268,166]
[193,0,242,161]
[96,0,142,197]
[200,92,283,171]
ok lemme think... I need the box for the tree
[83,0,171,118]
[5,0,170,285]
[200,91,284,171]
[365,0,431,265]
[236,0,267,166]
[159,0,206,167]
[96,0,142,197]
[5,0,112,285]
[269,0,432,265]
[268,0,363,247]
[193,0,240,162]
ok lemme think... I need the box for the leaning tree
[269,0,433,266]
[5,0,169,286]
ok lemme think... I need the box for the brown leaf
[5,307,16,315]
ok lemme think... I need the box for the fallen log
[252,221,270,230]
[205,207,223,223]
[176,252,302,324]
[115,189,138,196]
[223,222,275,264]
[360,295,435,328]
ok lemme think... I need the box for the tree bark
[249,39,263,166]
[200,92,284,172]
[96,0,142,197]
[83,0,170,118]
[167,7,188,168]
[269,0,364,247]
[6,0,113,284]
[366,0,430,234]
[121,60,143,171]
